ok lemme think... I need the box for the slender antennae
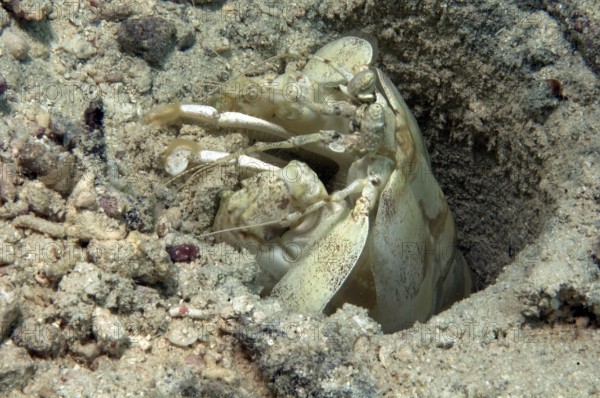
[195,214,299,240]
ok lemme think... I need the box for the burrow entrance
[369,4,560,290]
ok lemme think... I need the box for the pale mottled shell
[303,36,374,85]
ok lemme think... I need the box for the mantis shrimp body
[149,36,472,332]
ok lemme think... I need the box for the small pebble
[64,35,96,60]
[167,319,198,347]
[435,336,455,349]
[68,175,97,210]
[13,318,65,357]
[166,243,199,262]
[19,180,66,220]
[70,341,100,362]
[98,195,121,218]
[92,307,130,357]
[2,31,30,61]
[73,191,97,209]
[15,141,57,177]
[35,111,51,129]
[137,335,153,352]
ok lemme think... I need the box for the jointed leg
[145,102,292,140]
[183,130,343,178]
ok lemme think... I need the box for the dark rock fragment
[84,99,104,133]
[0,73,6,96]
[117,17,177,67]
[124,195,155,233]
[82,100,106,161]
[166,244,199,263]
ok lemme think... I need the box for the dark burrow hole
[376,39,555,292]
[429,134,552,291]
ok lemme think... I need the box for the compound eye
[347,69,376,103]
